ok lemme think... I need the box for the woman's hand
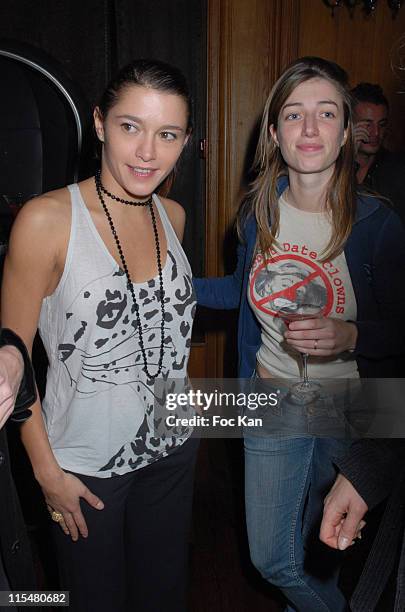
[41,469,104,541]
[284,317,358,356]
[320,473,367,550]
[0,345,23,429]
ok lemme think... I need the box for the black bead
[95,169,152,207]
[94,172,165,379]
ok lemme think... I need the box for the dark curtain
[0,0,109,108]
[0,0,206,273]
[114,0,207,273]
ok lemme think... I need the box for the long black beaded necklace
[94,170,165,379]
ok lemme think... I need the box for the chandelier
[324,1,402,17]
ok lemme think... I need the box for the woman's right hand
[41,469,104,541]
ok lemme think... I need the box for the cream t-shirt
[247,195,359,379]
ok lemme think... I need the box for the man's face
[354,101,388,156]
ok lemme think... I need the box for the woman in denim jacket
[194,57,405,611]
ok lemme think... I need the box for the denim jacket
[194,179,405,378]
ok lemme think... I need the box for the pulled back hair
[239,56,357,262]
[351,82,389,110]
[96,58,193,195]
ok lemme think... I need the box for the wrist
[34,463,64,488]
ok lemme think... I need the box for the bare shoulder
[9,186,72,261]
[2,186,74,343]
[158,196,186,242]
[13,186,71,233]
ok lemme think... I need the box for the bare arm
[161,197,186,242]
[2,197,61,482]
[1,194,104,540]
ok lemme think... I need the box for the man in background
[352,82,405,225]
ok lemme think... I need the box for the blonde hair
[238,57,357,262]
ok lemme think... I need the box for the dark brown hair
[96,59,192,195]
[351,82,389,110]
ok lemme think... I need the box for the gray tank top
[39,184,195,477]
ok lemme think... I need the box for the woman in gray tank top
[2,59,198,612]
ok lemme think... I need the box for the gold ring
[51,511,64,523]
[314,339,318,350]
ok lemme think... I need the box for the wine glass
[278,304,323,403]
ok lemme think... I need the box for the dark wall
[115,0,207,276]
[0,0,206,273]
[0,0,108,108]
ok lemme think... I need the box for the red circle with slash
[249,253,334,317]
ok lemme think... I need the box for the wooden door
[189,0,298,378]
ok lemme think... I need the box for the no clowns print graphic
[249,251,347,318]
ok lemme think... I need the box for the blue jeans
[244,433,350,612]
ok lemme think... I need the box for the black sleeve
[335,439,405,510]
[0,328,36,422]
[354,211,405,359]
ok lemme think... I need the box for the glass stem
[301,352,309,387]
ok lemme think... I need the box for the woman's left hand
[284,317,358,356]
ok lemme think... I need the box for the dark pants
[52,437,199,612]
